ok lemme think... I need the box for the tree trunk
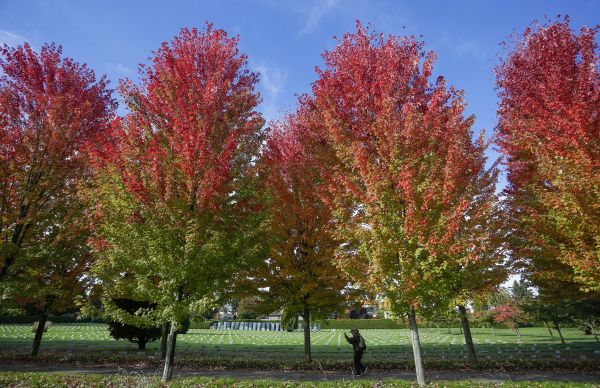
[31,314,47,356]
[458,305,477,365]
[544,321,554,337]
[491,325,496,336]
[162,320,178,381]
[407,307,426,386]
[302,305,312,362]
[160,322,169,359]
[554,322,565,345]
[514,325,521,339]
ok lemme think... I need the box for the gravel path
[1,363,600,383]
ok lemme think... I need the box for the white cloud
[253,62,289,123]
[255,62,287,96]
[0,30,27,47]
[299,0,339,36]
[107,63,134,76]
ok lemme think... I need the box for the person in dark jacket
[344,328,367,375]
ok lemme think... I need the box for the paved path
[1,363,600,383]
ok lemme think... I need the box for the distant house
[265,311,282,321]
[217,304,235,320]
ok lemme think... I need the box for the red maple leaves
[496,18,600,293]
[105,25,262,213]
[0,43,115,279]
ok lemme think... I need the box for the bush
[107,299,161,350]
[176,319,191,334]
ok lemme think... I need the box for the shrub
[176,319,191,334]
[107,299,161,350]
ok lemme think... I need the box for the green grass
[0,372,597,388]
[1,324,599,363]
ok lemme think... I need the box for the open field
[1,324,599,363]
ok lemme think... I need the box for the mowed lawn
[1,324,599,362]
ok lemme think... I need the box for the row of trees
[1,17,598,384]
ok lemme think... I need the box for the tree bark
[407,307,426,386]
[162,320,178,381]
[458,304,477,365]
[514,325,521,339]
[160,322,169,359]
[31,314,47,356]
[545,321,554,337]
[554,322,565,345]
[302,305,312,362]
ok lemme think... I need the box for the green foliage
[86,172,268,330]
[237,297,261,320]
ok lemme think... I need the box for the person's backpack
[358,335,366,351]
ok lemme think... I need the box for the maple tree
[237,113,350,362]
[496,18,600,295]
[88,25,266,381]
[493,303,526,339]
[0,42,115,280]
[0,42,114,355]
[307,23,499,385]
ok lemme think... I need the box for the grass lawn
[0,372,598,387]
[1,324,599,363]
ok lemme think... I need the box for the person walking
[344,328,367,376]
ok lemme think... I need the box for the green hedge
[190,321,214,329]
[323,319,404,330]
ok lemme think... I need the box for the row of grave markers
[210,321,321,331]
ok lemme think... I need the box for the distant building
[265,311,282,321]
[217,304,235,320]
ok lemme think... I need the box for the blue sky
[1,0,598,181]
